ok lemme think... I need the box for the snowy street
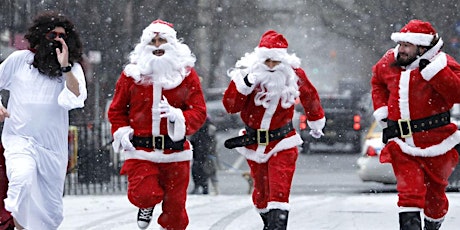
[60,193,460,229]
[59,151,460,229]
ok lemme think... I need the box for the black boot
[399,211,421,230]
[267,209,289,230]
[424,218,443,230]
[260,212,269,230]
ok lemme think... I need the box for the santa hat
[258,30,289,49]
[141,19,177,44]
[254,30,293,62]
[391,19,438,46]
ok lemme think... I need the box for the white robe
[0,50,87,229]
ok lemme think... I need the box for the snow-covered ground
[60,193,460,230]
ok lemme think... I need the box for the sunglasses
[45,31,67,40]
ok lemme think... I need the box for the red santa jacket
[372,47,460,158]
[223,68,325,163]
[108,68,206,163]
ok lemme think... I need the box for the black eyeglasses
[45,31,67,40]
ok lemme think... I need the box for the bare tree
[311,0,460,66]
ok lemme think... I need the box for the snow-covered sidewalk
[60,193,460,229]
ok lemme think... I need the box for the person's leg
[266,148,298,230]
[247,160,269,210]
[247,159,269,229]
[121,159,164,229]
[386,142,424,229]
[0,145,14,230]
[122,159,164,208]
[423,148,458,229]
[4,152,36,230]
[157,161,190,230]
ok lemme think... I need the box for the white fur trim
[421,53,447,81]
[254,47,301,68]
[123,148,192,163]
[390,131,460,157]
[373,106,388,122]
[391,32,435,46]
[399,207,423,213]
[167,108,186,141]
[307,117,325,130]
[267,201,290,211]
[425,215,445,222]
[231,71,255,95]
[235,134,303,163]
[255,47,288,61]
[256,208,269,214]
[141,22,177,44]
[399,70,411,120]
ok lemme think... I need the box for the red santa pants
[121,159,190,230]
[385,142,458,219]
[247,148,298,210]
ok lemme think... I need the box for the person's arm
[296,68,325,127]
[0,104,9,122]
[55,37,80,96]
[371,57,390,127]
[223,68,257,114]
[181,69,207,136]
[108,73,132,134]
[421,54,460,104]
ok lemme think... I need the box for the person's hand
[112,127,135,152]
[419,59,430,71]
[159,97,181,123]
[240,66,258,86]
[55,37,70,68]
[120,132,135,151]
[0,104,10,122]
[377,118,388,128]
[309,129,324,139]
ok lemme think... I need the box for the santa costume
[371,19,460,229]
[223,30,325,229]
[108,20,206,230]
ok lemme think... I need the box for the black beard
[392,53,417,67]
[33,40,63,78]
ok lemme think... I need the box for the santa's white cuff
[167,108,186,141]
[267,201,290,211]
[421,53,447,81]
[307,117,326,130]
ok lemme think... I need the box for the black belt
[224,122,294,149]
[382,111,450,144]
[131,135,185,150]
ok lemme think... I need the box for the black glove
[419,59,430,71]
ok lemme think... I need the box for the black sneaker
[137,207,154,229]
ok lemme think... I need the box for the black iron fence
[64,123,127,195]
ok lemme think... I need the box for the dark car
[206,100,244,131]
[296,91,373,154]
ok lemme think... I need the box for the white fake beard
[137,43,184,89]
[253,63,299,109]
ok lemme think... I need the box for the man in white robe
[0,11,87,230]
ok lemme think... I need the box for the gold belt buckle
[398,119,412,138]
[257,129,269,146]
[153,135,164,149]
